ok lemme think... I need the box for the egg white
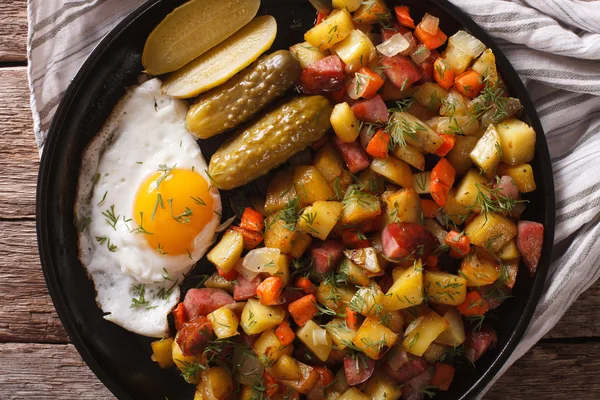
[75,78,221,338]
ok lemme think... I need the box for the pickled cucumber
[162,15,278,98]
[142,0,260,75]
[208,96,333,190]
[186,50,301,138]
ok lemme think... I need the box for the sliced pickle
[142,0,260,75]
[162,15,278,99]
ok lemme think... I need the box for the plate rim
[36,0,556,399]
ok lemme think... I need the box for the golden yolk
[133,168,215,256]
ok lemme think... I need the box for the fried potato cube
[402,311,449,356]
[297,200,344,240]
[325,318,358,350]
[465,212,517,251]
[459,247,501,286]
[207,229,244,273]
[424,271,467,306]
[305,9,354,50]
[268,355,303,381]
[497,163,537,193]
[314,143,346,184]
[496,118,536,165]
[254,328,293,366]
[353,316,398,359]
[332,29,376,73]
[265,169,297,214]
[383,260,424,311]
[352,0,389,24]
[435,307,466,347]
[208,307,240,339]
[370,156,413,188]
[454,169,489,212]
[294,165,334,206]
[297,320,333,362]
[383,188,422,225]
[289,41,326,68]
[470,124,502,177]
[241,298,285,335]
[331,102,361,143]
[392,143,426,171]
[151,337,175,368]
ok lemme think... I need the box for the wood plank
[0,341,598,399]
[545,280,600,338]
[0,67,38,220]
[486,341,600,399]
[0,0,27,62]
[0,220,68,343]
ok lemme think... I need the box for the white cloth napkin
[27,0,600,397]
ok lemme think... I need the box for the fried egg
[75,78,221,338]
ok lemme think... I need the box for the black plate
[37,0,555,399]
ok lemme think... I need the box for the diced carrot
[421,199,439,219]
[256,276,284,306]
[434,133,456,157]
[342,229,370,249]
[315,11,329,25]
[172,302,188,331]
[217,266,238,281]
[263,372,280,397]
[431,158,456,207]
[326,86,347,104]
[276,321,296,346]
[394,6,415,29]
[433,58,455,90]
[288,294,318,327]
[444,230,470,258]
[426,254,439,268]
[431,363,455,391]
[454,70,484,98]
[240,207,265,232]
[345,307,359,330]
[295,276,317,295]
[414,23,447,50]
[356,67,385,99]
[366,129,391,158]
[457,291,489,317]
[229,226,263,250]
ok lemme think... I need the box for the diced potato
[442,44,472,75]
[383,260,424,311]
[422,342,448,364]
[496,118,536,165]
[317,280,357,312]
[454,169,490,211]
[241,298,285,335]
[447,135,478,176]
[325,318,358,350]
[444,188,471,226]
[392,144,426,171]
[401,304,432,327]
[465,212,518,251]
[305,9,354,50]
[294,166,334,206]
[498,239,520,261]
[414,83,449,111]
[264,216,299,254]
[424,271,467,306]
[268,355,303,381]
[413,172,431,194]
[497,163,537,193]
[352,0,389,24]
[370,156,413,188]
[208,307,240,339]
[315,143,346,184]
[390,112,444,154]
[333,0,362,11]
[265,169,297,213]
[289,41,326,68]
[151,337,175,368]
[331,102,361,143]
[204,273,232,292]
[362,372,402,400]
[472,48,498,85]
[357,168,386,194]
[470,124,502,177]
[201,367,233,400]
[402,311,449,356]
[290,233,312,259]
[333,29,376,73]
[172,340,202,384]
[297,320,333,362]
[460,246,501,286]
[207,229,244,273]
[353,316,398,359]
[332,367,350,394]
[435,307,466,346]
[254,329,293,366]
[350,285,385,317]
[339,257,372,286]
[280,361,320,394]
[261,253,291,285]
[344,247,383,276]
[341,189,381,225]
[386,310,405,334]
[383,188,422,225]
[391,266,407,282]
[434,115,480,136]
[297,200,344,240]
[340,388,370,400]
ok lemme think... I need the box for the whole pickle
[186,50,301,139]
[208,96,333,190]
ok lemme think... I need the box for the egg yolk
[133,168,215,256]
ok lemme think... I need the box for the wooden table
[1,1,599,398]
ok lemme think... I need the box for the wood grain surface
[0,1,598,399]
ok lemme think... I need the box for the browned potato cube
[294,165,334,206]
